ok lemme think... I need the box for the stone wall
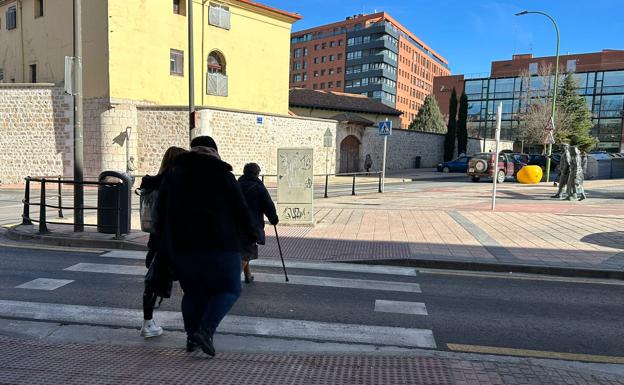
[0,86,516,186]
[136,106,338,176]
[0,84,73,184]
[360,129,514,171]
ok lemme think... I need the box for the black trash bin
[97,171,132,235]
[414,156,421,169]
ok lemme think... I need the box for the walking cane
[273,225,289,282]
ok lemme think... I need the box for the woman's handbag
[145,252,173,299]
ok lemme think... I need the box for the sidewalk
[6,178,624,278]
[1,335,622,385]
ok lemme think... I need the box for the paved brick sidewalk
[6,179,624,275]
[1,335,622,385]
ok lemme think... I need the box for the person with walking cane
[238,163,279,283]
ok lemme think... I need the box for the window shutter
[218,75,228,96]
[220,8,231,30]
[207,73,228,96]
[209,6,219,26]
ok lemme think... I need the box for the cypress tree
[444,88,458,161]
[457,92,469,155]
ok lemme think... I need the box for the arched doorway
[340,135,360,173]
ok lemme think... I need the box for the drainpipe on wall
[201,0,209,107]
[17,0,25,81]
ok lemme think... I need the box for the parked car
[508,153,529,176]
[437,156,471,173]
[528,154,558,171]
[467,153,516,183]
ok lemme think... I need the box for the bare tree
[517,63,576,148]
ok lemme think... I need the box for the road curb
[6,226,146,251]
[6,226,623,280]
[347,258,624,280]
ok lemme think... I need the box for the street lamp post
[515,10,560,183]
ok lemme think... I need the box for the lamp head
[515,10,529,16]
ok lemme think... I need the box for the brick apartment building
[433,49,624,152]
[289,12,450,128]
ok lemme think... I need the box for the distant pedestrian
[158,136,257,357]
[139,146,187,338]
[238,163,279,283]
[364,154,373,173]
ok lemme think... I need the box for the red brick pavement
[0,336,621,385]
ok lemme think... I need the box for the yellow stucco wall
[108,0,295,114]
[0,0,108,98]
[290,106,401,129]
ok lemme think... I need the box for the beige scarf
[191,146,221,160]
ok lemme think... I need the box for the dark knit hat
[190,136,218,151]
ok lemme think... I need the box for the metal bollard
[324,174,329,198]
[57,176,64,218]
[352,174,356,196]
[22,178,33,225]
[378,172,382,193]
[38,179,49,234]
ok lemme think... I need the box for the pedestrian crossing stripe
[0,300,437,349]
[64,263,422,293]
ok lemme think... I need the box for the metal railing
[236,172,383,198]
[21,176,124,239]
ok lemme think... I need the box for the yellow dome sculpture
[516,165,543,184]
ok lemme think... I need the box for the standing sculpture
[567,146,587,201]
[551,144,571,199]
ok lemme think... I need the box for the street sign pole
[73,0,84,232]
[380,118,391,193]
[491,102,502,211]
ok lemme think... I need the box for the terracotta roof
[237,0,302,21]
[289,89,402,116]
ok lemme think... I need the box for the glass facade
[343,24,399,107]
[464,70,624,152]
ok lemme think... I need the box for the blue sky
[267,0,623,75]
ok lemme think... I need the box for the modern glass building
[290,12,450,128]
[433,50,624,152]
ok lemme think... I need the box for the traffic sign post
[491,103,502,211]
[544,116,556,182]
[378,120,392,193]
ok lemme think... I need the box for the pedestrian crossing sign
[544,117,555,131]
[378,121,392,136]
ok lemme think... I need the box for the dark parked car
[437,156,471,173]
[528,154,558,171]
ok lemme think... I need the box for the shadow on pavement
[580,231,624,250]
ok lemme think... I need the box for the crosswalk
[9,250,436,350]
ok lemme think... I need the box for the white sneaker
[140,319,163,338]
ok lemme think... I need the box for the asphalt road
[1,245,622,359]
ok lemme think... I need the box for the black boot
[193,328,216,357]
[186,336,199,352]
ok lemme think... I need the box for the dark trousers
[143,286,158,320]
[174,251,241,338]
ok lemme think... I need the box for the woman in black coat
[238,163,279,283]
[138,146,187,338]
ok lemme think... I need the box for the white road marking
[253,272,421,293]
[0,300,437,349]
[65,263,145,275]
[64,263,421,293]
[253,259,418,276]
[15,278,74,291]
[100,250,417,276]
[374,300,428,316]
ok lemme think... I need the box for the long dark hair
[158,146,187,175]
